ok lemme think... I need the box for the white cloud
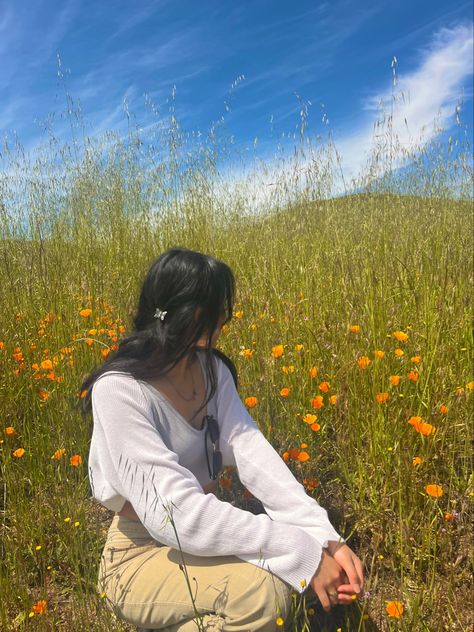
[335,22,473,187]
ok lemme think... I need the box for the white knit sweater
[88,351,344,592]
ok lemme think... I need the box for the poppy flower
[240,348,253,358]
[297,451,310,462]
[386,601,403,618]
[408,416,436,436]
[244,396,258,408]
[79,309,92,318]
[303,414,318,425]
[329,395,338,405]
[425,484,443,497]
[390,375,401,386]
[70,454,82,467]
[394,348,404,357]
[288,448,300,460]
[374,350,385,359]
[32,600,47,615]
[5,427,16,436]
[271,345,284,358]
[51,448,66,460]
[319,381,330,393]
[13,448,25,458]
[309,367,318,379]
[375,392,389,404]
[439,404,448,414]
[357,356,371,369]
[349,325,361,333]
[392,331,408,342]
[411,355,421,364]
[412,456,422,466]
[279,387,290,397]
[311,422,321,432]
[41,360,53,370]
[310,396,324,409]
[408,370,419,382]
[295,344,304,353]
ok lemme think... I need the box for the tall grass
[0,88,472,631]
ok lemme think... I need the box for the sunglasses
[204,414,223,480]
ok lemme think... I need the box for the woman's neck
[166,349,199,382]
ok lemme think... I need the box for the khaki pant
[97,515,292,631]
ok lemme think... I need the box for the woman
[81,247,364,631]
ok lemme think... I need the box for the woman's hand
[326,541,364,599]
[310,549,350,612]
[310,543,364,612]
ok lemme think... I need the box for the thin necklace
[164,358,197,402]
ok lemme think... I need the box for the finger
[352,554,365,590]
[337,593,358,605]
[341,556,361,594]
[315,588,332,613]
[336,583,358,594]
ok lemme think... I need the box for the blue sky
[1,0,473,190]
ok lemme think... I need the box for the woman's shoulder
[91,370,143,400]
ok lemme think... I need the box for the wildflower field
[0,104,473,631]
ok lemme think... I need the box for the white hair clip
[153,308,168,321]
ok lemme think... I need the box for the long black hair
[77,247,238,416]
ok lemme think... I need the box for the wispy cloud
[335,22,473,185]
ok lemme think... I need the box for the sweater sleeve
[216,360,345,549]
[91,372,324,592]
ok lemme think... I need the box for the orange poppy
[408,370,419,382]
[310,396,324,409]
[408,416,436,436]
[394,348,404,357]
[311,422,321,432]
[297,451,310,462]
[244,396,258,408]
[32,600,47,615]
[357,356,371,369]
[386,601,403,619]
[392,331,408,342]
[425,484,443,497]
[303,414,318,425]
[279,387,290,397]
[13,448,25,458]
[70,454,82,467]
[412,456,422,466]
[375,392,389,404]
[319,381,330,393]
[5,427,16,436]
[271,345,284,358]
[374,350,385,359]
[51,448,66,460]
[288,447,300,460]
[439,404,448,414]
[329,395,338,405]
[349,325,361,333]
[79,309,92,318]
[309,367,318,379]
[389,375,401,386]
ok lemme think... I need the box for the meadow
[0,100,473,631]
